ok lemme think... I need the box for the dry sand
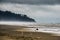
[0,25,60,40]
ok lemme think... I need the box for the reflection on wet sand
[0,25,60,40]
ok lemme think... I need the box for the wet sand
[0,25,60,40]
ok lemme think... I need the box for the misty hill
[0,10,35,22]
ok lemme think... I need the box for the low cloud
[0,3,60,23]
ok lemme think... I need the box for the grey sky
[0,0,60,4]
[0,3,60,23]
[0,0,60,23]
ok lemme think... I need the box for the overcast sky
[0,0,60,23]
[0,0,60,4]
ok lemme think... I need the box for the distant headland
[0,10,35,22]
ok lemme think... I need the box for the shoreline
[0,25,60,40]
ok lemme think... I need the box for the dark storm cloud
[0,0,60,4]
[0,0,2,2]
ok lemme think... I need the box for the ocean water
[0,21,60,36]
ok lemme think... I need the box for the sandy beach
[0,25,60,40]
